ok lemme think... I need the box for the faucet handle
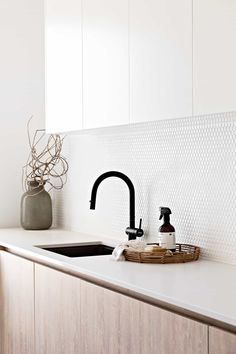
[138,218,142,229]
[125,218,144,239]
[136,218,144,237]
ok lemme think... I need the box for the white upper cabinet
[130,0,192,123]
[193,0,236,115]
[45,0,235,132]
[45,0,192,132]
[83,0,129,129]
[45,0,83,133]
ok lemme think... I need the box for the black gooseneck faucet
[90,171,144,240]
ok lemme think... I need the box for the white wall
[0,0,44,226]
[55,111,236,265]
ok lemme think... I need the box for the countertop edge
[2,244,236,336]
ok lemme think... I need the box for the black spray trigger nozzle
[159,207,172,220]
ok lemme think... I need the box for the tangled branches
[22,117,69,192]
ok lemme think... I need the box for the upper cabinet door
[130,0,192,123]
[45,0,83,133]
[83,0,129,129]
[193,0,236,115]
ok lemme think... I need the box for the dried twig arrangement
[22,117,69,193]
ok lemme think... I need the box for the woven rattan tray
[123,243,200,264]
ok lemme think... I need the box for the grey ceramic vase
[21,181,52,230]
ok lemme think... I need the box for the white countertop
[0,228,235,332]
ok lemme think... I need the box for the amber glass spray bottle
[158,207,176,251]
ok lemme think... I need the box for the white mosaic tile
[54,111,236,264]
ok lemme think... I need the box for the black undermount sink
[39,243,114,258]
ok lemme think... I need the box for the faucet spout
[90,171,137,239]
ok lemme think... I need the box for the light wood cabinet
[139,301,207,354]
[80,278,208,354]
[193,0,236,115]
[209,327,236,354]
[2,253,236,354]
[83,0,129,129]
[0,251,236,354]
[0,251,34,354]
[130,0,192,123]
[35,264,82,354]
[80,279,120,354]
[35,263,207,354]
[45,0,83,133]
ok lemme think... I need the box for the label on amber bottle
[158,232,176,250]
